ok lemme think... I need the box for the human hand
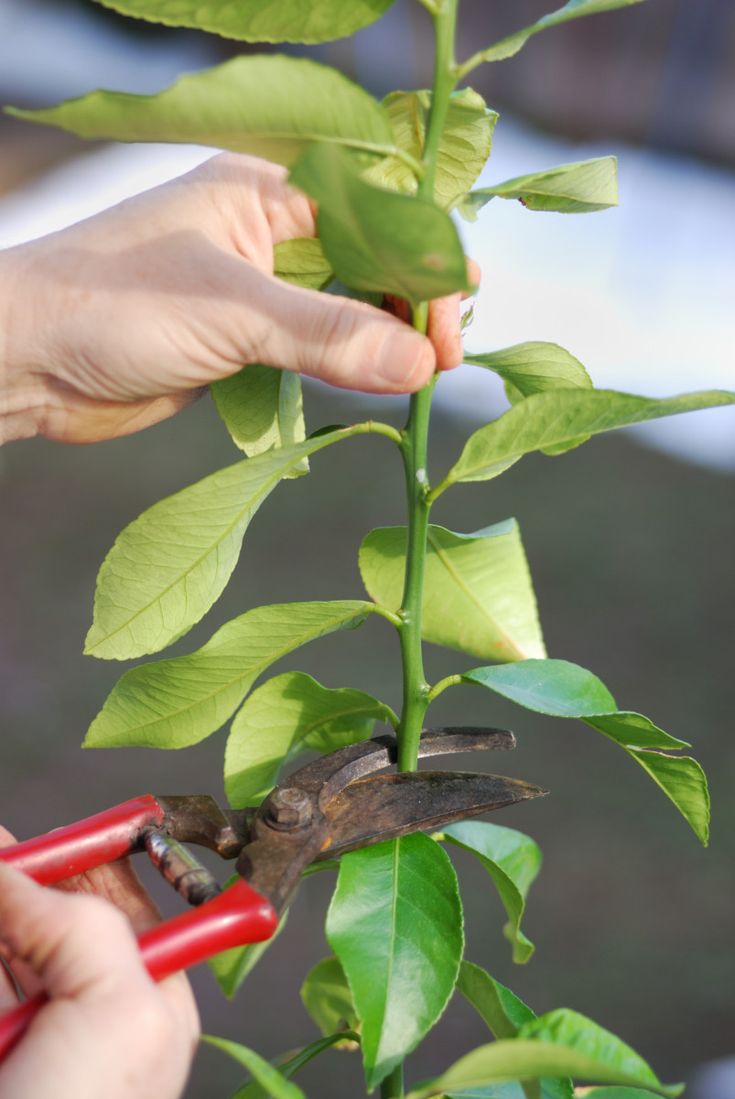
[0,153,475,445]
[0,828,199,1099]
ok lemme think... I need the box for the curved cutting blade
[318,770,547,859]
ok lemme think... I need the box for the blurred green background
[1,1,734,1096]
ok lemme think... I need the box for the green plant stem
[396,0,459,773]
[428,673,463,702]
[381,1062,405,1099]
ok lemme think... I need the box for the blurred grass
[1,379,733,1097]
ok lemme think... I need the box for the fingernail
[377,331,434,388]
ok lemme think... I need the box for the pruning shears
[0,727,545,1062]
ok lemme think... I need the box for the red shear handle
[0,879,277,1064]
[0,796,165,885]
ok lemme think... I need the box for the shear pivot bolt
[267,788,312,830]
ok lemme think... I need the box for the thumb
[240,275,437,394]
[0,862,148,1001]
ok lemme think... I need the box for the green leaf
[8,56,394,165]
[436,822,541,964]
[468,1,649,65]
[84,600,374,749]
[300,956,359,1038]
[90,0,396,43]
[457,963,573,1099]
[408,1007,682,1098]
[459,158,618,219]
[444,388,735,485]
[273,238,333,290]
[457,963,536,1040]
[211,238,332,470]
[233,1034,360,1099]
[327,834,463,1090]
[209,902,288,999]
[225,672,395,807]
[359,522,546,663]
[464,343,592,455]
[212,366,307,469]
[290,143,469,305]
[85,427,357,661]
[366,88,498,209]
[202,1036,305,1099]
[461,660,708,844]
[212,366,308,474]
[578,1091,669,1098]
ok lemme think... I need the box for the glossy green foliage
[462,660,709,843]
[437,822,541,963]
[84,601,374,749]
[209,904,288,1000]
[300,956,360,1038]
[327,834,463,1089]
[211,239,332,471]
[366,89,497,209]
[460,158,618,219]
[202,1036,305,1099]
[359,522,545,662]
[90,0,396,43]
[408,1007,681,1098]
[445,388,735,485]
[464,342,592,454]
[85,427,358,661]
[469,1,648,65]
[457,963,572,1099]
[233,1035,359,1099]
[224,672,394,807]
[290,144,469,305]
[8,57,394,165]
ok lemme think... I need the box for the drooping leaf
[458,963,536,1039]
[212,366,308,471]
[359,522,545,662]
[443,389,735,485]
[202,1036,305,1099]
[209,902,288,999]
[327,834,463,1090]
[366,88,498,209]
[464,343,592,455]
[300,956,359,1038]
[233,1033,360,1099]
[225,672,395,807]
[8,56,394,165]
[84,600,374,749]
[459,158,618,219]
[436,822,541,964]
[211,238,331,469]
[85,426,359,661]
[457,963,573,1099]
[290,143,469,305]
[461,660,708,844]
[90,0,396,43]
[467,1,649,66]
[408,1007,682,1098]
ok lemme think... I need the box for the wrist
[0,244,51,445]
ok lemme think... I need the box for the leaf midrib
[89,438,340,653]
[427,529,528,659]
[96,606,369,738]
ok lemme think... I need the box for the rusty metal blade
[317,770,547,859]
